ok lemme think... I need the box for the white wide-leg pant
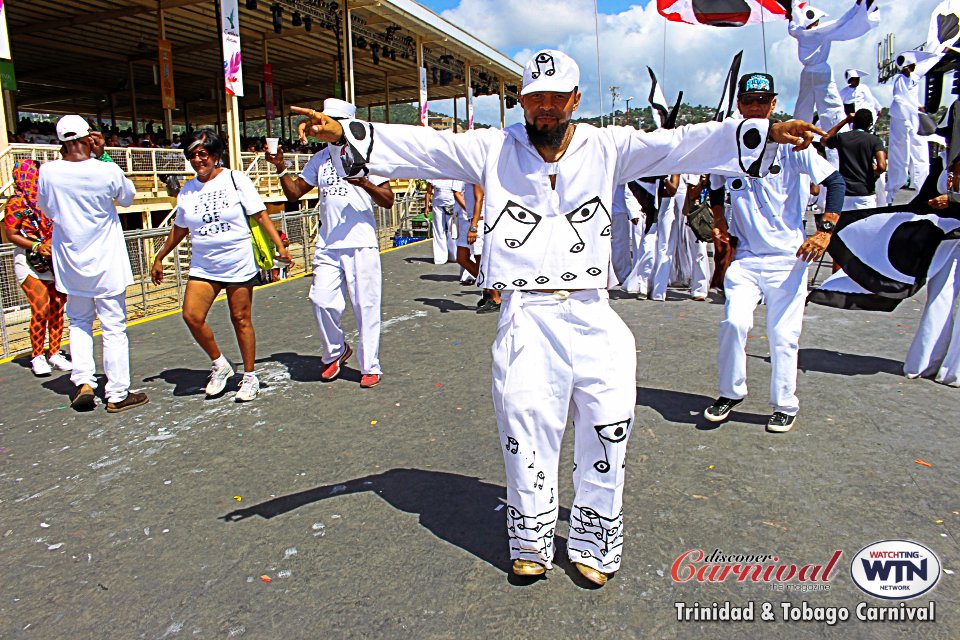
[652,192,686,300]
[430,205,456,265]
[843,194,878,211]
[904,243,960,387]
[718,258,809,415]
[309,246,383,375]
[65,293,130,403]
[687,234,710,298]
[622,222,658,295]
[887,117,929,204]
[492,290,636,572]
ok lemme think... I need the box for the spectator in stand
[151,129,293,402]
[37,115,148,413]
[3,159,72,377]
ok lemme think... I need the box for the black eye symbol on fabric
[486,201,543,249]
[532,52,555,79]
[565,197,611,253]
[593,419,630,473]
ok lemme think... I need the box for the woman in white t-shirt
[151,130,293,402]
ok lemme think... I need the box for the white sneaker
[235,374,260,402]
[47,352,73,371]
[205,361,235,396]
[31,355,52,377]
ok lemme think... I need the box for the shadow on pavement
[143,368,211,396]
[403,257,436,265]
[797,348,904,376]
[268,352,361,383]
[415,298,478,313]
[221,468,573,576]
[419,273,462,283]
[636,386,768,431]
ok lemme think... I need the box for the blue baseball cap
[737,72,777,97]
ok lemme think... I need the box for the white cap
[845,68,869,80]
[796,4,828,28]
[56,114,91,142]
[520,50,579,96]
[323,98,356,119]
[896,50,938,69]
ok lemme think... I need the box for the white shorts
[13,247,55,285]
[456,214,484,253]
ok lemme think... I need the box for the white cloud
[432,0,944,125]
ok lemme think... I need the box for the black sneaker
[703,397,743,422]
[476,292,490,309]
[766,412,796,433]
[477,299,501,314]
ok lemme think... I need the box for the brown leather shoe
[106,391,149,413]
[70,384,96,411]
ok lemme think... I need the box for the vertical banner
[468,88,475,130]
[220,0,244,96]
[0,59,15,90]
[419,67,428,126]
[263,63,275,120]
[157,39,176,110]
[0,0,10,60]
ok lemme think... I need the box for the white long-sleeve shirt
[839,83,884,117]
[789,1,879,68]
[332,118,775,290]
[890,73,922,127]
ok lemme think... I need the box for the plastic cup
[266,137,279,154]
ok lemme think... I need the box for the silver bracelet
[277,168,290,178]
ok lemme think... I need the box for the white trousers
[309,247,382,375]
[843,194,878,211]
[718,258,809,414]
[65,293,130,403]
[430,205,457,265]
[492,290,636,572]
[904,243,960,387]
[886,117,929,204]
[622,222,658,295]
[652,193,685,300]
[610,214,634,285]
[685,234,710,298]
[794,64,845,138]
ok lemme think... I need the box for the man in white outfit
[789,0,879,149]
[423,179,463,265]
[886,53,931,205]
[266,99,394,389]
[291,52,820,585]
[620,180,660,297]
[704,73,845,433]
[37,115,148,413]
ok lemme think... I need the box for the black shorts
[188,274,261,288]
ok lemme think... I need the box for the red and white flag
[657,0,791,27]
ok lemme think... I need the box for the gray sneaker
[235,374,260,402]
[766,412,796,433]
[205,361,235,396]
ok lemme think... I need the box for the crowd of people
[6,0,960,588]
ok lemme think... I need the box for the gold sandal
[512,559,547,577]
[574,562,609,586]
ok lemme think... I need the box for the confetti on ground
[945,569,956,575]
[708,465,715,470]
[371,420,377,425]
[233,496,242,502]
[935,519,944,524]
[435,383,442,388]
[260,575,272,583]
[452,342,461,346]
[284,547,298,559]
[395,403,400,407]
[39,523,49,528]
[47,543,63,550]
[277,570,292,578]
[914,459,933,468]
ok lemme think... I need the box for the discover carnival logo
[850,540,942,600]
[671,548,842,584]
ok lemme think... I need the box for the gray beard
[525,120,570,149]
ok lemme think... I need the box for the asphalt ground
[1,238,958,639]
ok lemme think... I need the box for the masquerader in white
[289,50,822,586]
[839,69,883,123]
[38,115,148,414]
[886,52,932,205]
[424,178,464,265]
[705,73,845,433]
[789,0,879,150]
[265,99,394,389]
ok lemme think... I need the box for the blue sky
[415,0,940,125]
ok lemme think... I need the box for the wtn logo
[850,541,941,600]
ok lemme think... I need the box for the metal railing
[0,192,421,360]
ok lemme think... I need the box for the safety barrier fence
[0,194,421,360]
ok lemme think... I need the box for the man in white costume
[290,51,820,586]
[620,180,660,296]
[266,99,394,389]
[38,115,149,413]
[839,69,883,123]
[651,174,708,300]
[610,183,636,285]
[886,52,931,205]
[789,0,879,147]
[704,73,845,433]
[423,179,464,265]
